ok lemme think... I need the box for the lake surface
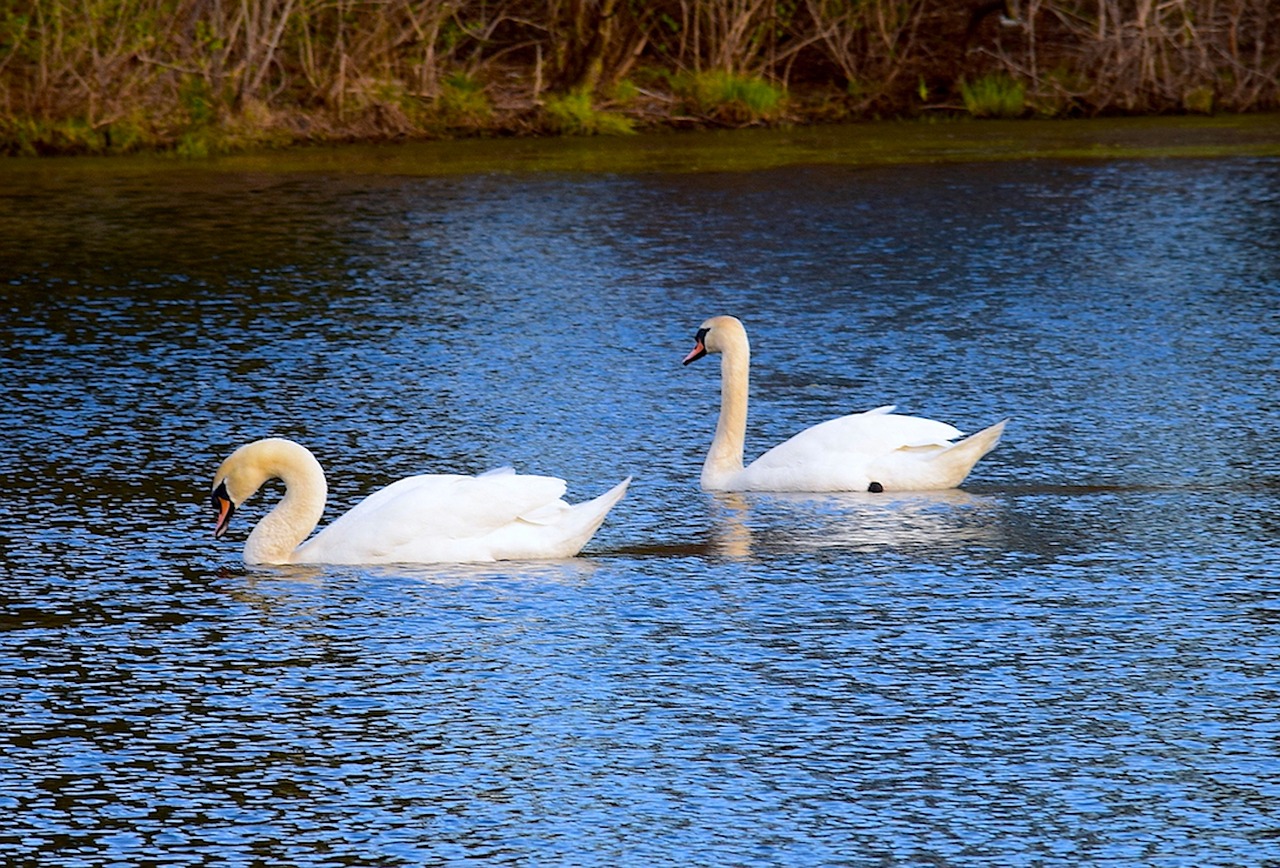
[2,120,1279,866]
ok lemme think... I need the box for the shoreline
[6,85,1278,160]
[5,114,1279,174]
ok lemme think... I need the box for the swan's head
[210,438,316,538]
[682,315,748,365]
[211,442,266,538]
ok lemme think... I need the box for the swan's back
[293,472,627,564]
[735,407,1000,492]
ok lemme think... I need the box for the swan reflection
[708,488,1005,558]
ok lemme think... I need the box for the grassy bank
[3,0,1278,156]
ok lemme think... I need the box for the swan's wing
[757,409,961,462]
[295,472,571,563]
[738,409,963,491]
[365,473,568,538]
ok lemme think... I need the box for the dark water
[2,130,1279,865]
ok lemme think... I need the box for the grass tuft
[435,74,493,129]
[959,74,1026,119]
[671,70,784,123]
[541,91,635,136]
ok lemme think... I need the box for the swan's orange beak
[682,337,707,365]
[212,481,235,539]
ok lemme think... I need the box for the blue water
[2,136,1279,866]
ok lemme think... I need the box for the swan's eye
[211,480,229,512]
[695,327,709,343]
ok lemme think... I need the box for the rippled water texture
[2,125,1279,866]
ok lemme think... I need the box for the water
[2,128,1279,865]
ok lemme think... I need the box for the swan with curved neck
[210,438,629,564]
[682,315,1006,492]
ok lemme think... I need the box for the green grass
[959,74,1026,119]
[541,91,635,136]
[671,70,783,123]
[435,74,493,128]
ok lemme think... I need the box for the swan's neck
[243,450,328,565]
[703,343,749,489]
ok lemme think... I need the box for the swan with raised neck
[682,315,1006,492]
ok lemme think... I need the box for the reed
[2,0,1277,154]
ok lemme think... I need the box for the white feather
[210,438,629,565]
[684,316,1006,492]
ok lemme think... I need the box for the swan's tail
[937,419,1007,486]
[560,477,631,556]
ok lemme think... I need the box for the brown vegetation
[2,0,1278,155]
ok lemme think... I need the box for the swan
[681,315,1006,492]
[209,438,630,565]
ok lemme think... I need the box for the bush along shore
[3,0,1278,156]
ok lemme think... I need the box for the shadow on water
[985,479,1280,496]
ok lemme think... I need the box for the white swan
[210,438,630,565]
[682,315,1006,492]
